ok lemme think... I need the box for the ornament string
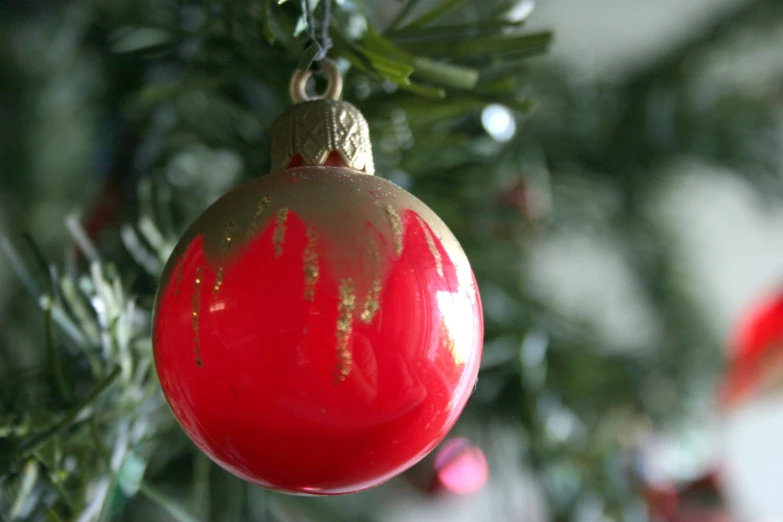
[320,0,332,56]
[299,0,333,71]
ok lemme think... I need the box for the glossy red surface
[153,168,483,495]
[722,292,783,407]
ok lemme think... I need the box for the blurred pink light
[434,437,489,495]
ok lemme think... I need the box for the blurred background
[2,0,783,520]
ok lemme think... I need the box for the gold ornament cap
[270,59,375,175]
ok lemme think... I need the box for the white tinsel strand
[0,238,42,297]
[120,225,162,276]
[8,461,39,520]
[65,213,101,265]
[60,276,100,345]
[89,262,117,360]
[115,298,136,384]
[76,479,110,522]
[138,216,171,266]
[37,294,87,348]
[131,356,152,399]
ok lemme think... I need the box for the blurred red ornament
[152,62,484,495]
[719,291,783,520]
[432,437,489,495]
[501,178,545,222]
[644,473,730,522]
[721,291,783,408]
[645,483,678,521]
[405,437,489,495]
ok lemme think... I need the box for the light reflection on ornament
[436,291,475,365]
[433,437,489,495]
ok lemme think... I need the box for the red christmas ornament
[152,61,484,495]
[719,291,783,520]
[721,292,783,408]
[501,177,544,222]
[644,473,729,522]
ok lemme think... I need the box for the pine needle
[1,237,42,298]
[20,366,121,457]
[140,483,201,522]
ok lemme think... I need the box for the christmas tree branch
[19,366,120,458]
[621,0,783,91]
[7,0,779,518]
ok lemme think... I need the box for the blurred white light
[508,0,536,22]
[545,408,577,443]
[481,104,516,142]
[722,396,783,521]
[520,329,548,367]
[640,426,715,485]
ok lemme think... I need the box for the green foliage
[1,0,783,520]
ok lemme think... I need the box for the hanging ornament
[643,481,678,521]
[430,437,489,495]
[643,473,729,522]
[152,59,484,495]
[501,177,546,223]
[405,437,489,495]
[719,291,783,520]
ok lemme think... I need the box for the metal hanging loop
[289,59,343,104]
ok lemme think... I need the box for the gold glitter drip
[418,217,443,277]
[334,278,355,383]
[303,227,319,302]
[213,267,225,296]
[273,207,289,258]
[221,220,238,253]
[214,221,238,296]
[174,259,185,296]
[192,266,204,367]
[248,196,272,238]
[383,204,403,256]
[360,277,382,324]
[360,240,382,324]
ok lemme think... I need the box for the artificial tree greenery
[1,0,783,520]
